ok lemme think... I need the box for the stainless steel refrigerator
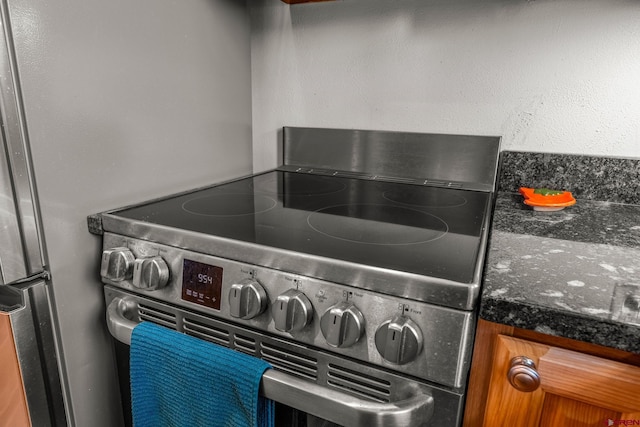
[0,0,252,425]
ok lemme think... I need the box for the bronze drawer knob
[507,356,541,392]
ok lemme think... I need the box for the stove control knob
[228,279,267,320]
[132,256,170,291]
[101,247,135,282]
[320,302,365,348]
[272,289,313,332]
[375,315,423,365]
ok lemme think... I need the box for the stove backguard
[281,127,501,193]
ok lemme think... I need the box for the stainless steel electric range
[91,127,501,427]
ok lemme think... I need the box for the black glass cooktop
[114,171,491,283]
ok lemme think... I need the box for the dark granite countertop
[480,192,640,353]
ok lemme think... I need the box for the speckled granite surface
[481,152,640,354]
[498,151,640,204]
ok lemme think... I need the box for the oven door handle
[106,296,435,427]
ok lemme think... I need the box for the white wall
[9,0,252,425]
[250,0,640,172]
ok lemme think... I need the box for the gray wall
[8,0,252,425]
[250,0,640,172]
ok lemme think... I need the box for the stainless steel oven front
[100,236,469,426]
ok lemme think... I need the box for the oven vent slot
[138,304,177,330]
[233,334,257,355]
[260,343,318,381]
[183,318,231,347]
[327,364,391,403]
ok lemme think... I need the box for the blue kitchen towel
[130,322,274,427]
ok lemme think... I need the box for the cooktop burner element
[383,188,468,208]
[307,203,448,245]
[182,193,278,216]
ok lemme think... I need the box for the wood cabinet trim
[538,347,640,413]
[514,326,640,366]
[0,314,31,426]
[481,335,549,427]
[462,320,513,426]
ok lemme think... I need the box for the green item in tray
[533,188,564,196]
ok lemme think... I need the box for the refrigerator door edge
[0,0,44,285]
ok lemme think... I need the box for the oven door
[113,337,358,427]
[105,288,465,427]
[114,337,341,427]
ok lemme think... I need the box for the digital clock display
[181,259,223,309]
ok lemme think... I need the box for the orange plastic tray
[519,187,576,211]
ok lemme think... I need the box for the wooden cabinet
[0,314,31,427]
[464,320,640,427]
